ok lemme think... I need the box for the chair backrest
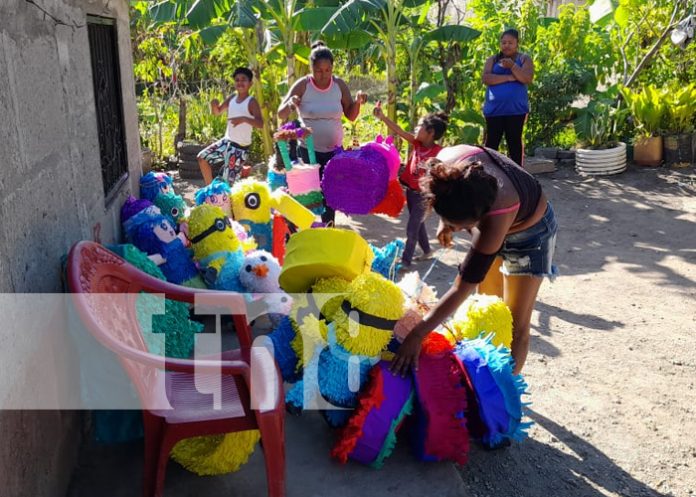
[68,242,179,406]
[67,241,255,412]
[68,241,149,352]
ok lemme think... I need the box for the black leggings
[298,146,336,226]
[484,114,527,167]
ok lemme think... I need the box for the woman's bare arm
[510,54,534,85]
[482,56,516,86]
[337,78,364,122]
[278,78,307,121]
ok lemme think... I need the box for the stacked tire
[177,142,206,180]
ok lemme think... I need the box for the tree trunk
[285,33,296,86]
[409,57,418,132]
[386,45,397,125]
[408,42,422,156]
[383,0,399,149]
[240,23,274,157]
[155,102,163,159]
[295,31,310,79]
[624,0,685,88]
[175,96,186,149]
[438,42,460,114]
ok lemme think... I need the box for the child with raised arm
[197,67,264,185]
[373,102,449,268]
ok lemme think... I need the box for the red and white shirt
[399,141,442,191]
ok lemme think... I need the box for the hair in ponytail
[310,41,334,66]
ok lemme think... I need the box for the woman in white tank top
[278,42,368,224]
[197,68,264,185]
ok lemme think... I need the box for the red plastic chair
[67,241,285,497]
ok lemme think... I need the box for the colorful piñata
[331,361,414,468]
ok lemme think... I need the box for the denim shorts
[499,202,558,280]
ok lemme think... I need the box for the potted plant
[662,83,696,166]
[620,85,668,167]
[574,99,628,176]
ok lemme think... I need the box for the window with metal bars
[87,16,128,199]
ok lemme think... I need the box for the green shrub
[552,125,577,149]
[137,89,178,160]
[525,66,594,149]
[186,88,227,145]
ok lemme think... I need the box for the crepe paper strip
[305,134,317,164]
[277,140,292,170]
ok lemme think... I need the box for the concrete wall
[0,0,140,495]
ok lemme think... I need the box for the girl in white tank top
[225,94,253,146]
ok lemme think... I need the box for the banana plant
[148,0,338,155]
[321,0,431,124]
[253,0,343,86]
[168,0,337,85]
[407,25,481,128]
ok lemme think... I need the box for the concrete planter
[575,142,627,176]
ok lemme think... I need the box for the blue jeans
[499,202,558,280]
[402,188,431,265]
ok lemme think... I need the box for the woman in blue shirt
[482,29,534,167]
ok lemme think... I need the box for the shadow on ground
[458,409,670,497]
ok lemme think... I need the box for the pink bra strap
[459,147,481,160]
[487,202,520,216]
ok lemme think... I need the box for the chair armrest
[250,337,285,413]
[164,357,251,379]
[107,339,251,379]
[121,262,205,304]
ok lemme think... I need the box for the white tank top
[298,77,344,153]
[225,94,253,146]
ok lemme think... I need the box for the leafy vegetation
[130,0,696,164]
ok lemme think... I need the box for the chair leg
[142,413,165,497]
[153,430,178,497]
[257,412,286,497]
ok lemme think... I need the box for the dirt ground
[176,162,696,497]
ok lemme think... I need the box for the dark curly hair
[233,67,253,81]
[420,159,498,222]
[421,112,449,140]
